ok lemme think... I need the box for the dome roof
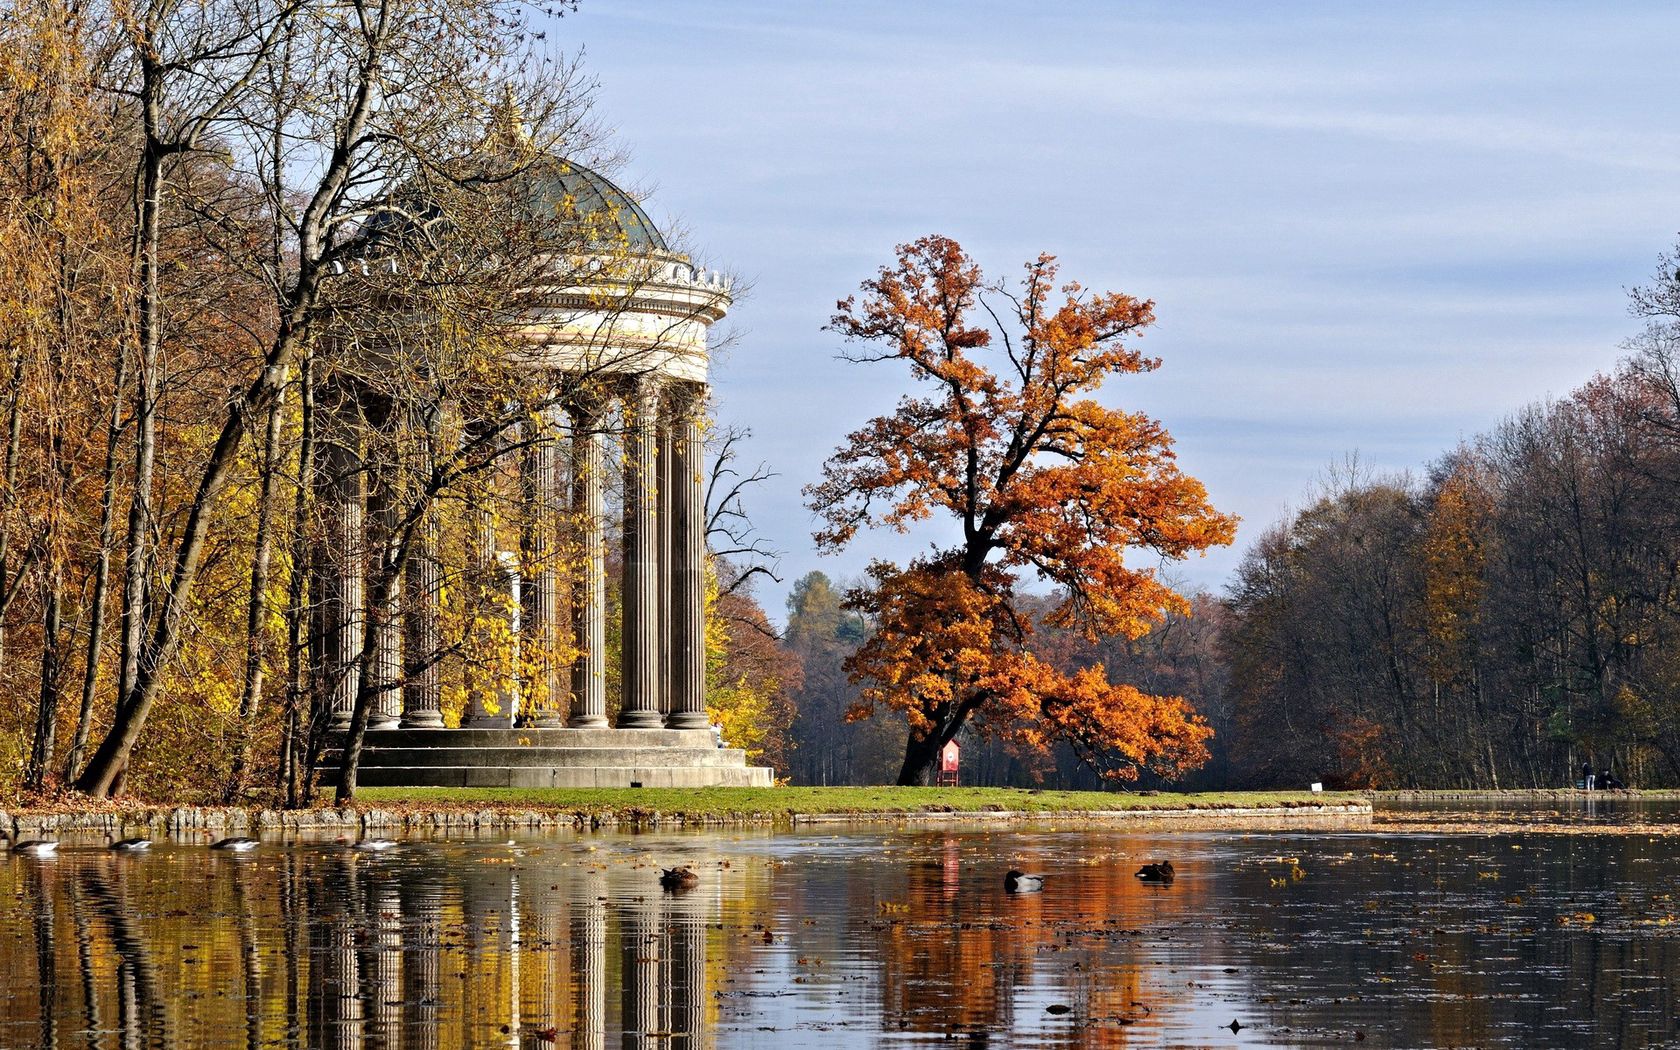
[360,155,668,256]
[528,158,668,253]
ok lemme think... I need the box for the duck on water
[1136,860,1175,882]
[338,837,399,853]
[1004,870,1044,893]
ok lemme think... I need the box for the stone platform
[325,727,775,788]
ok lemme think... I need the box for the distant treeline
[1222,257,1680,789]
[781,248,1680,791]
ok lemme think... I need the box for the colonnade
[312,372,710,733]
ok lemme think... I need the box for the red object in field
[936,741,960,786]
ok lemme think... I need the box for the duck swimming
[1004,870,1044,893]
[109,837,152,852]
[11,839,59,856]
[1135,860,1174,882]
[210,837,259,852]
[659,867,700,891]
[339,836,398,852]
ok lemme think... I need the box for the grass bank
[357,786,1365,820]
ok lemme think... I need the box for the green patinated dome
[363,150,668,256]
[527,157,668,254]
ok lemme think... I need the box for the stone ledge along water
[0,798,1373,842]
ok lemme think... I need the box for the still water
[2,802,1678,1048]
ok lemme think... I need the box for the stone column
[399,400,443,727]
[658,404,676,721]
[522,407,565,727]
[667,383,709,731]
[314,388,364,733]
[465,430,519,728]
[618,375,663,729]
[401,502,444,728]
[364,431,402,731]
[569,399,609,728]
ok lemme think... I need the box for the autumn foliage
[807,236,1237,785]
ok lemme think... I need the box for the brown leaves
[810,236,1234,780]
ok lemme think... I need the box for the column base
[526,712,565,728]
[400,711,446,729]
[569,714,609,728]
[369,714,401,730]
[617,710,665,729]
[666,712,710,730]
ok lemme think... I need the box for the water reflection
[2,817,1679,1048]
[0,839,728,1050]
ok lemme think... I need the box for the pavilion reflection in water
[306,853,715,1050]
[2,845,720,1050]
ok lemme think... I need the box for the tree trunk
[74,325,304,796]
[334,567,390,804]
[282,351,314,808]
[226,391,286,801]
[337,485,427,804]
[26,572,64,791]
[0,345,26,668]
[65,343,131,780]
[896,723,944,786]
[117,135,165,719]
[74,0,384,797]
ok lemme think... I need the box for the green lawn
[355,786,1364,819]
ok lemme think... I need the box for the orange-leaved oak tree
[806,235,1238,786]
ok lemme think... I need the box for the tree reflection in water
[4,820,1680,1048]
[0,839,727,1050]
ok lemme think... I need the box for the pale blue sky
[559,2,1678,621]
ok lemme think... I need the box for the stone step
[345,727,717,749]
[342,765,775,789]
[324,746,753,769]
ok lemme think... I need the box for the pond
[2,800,1677,1048]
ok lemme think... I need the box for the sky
[553,1,1680,623]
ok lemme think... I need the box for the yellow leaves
[1269,858,1307,886]
[1420,466,1491,684]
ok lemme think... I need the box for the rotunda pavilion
[316,153,772,788]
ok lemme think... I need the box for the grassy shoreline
[353,786,1366,819]
[0,786,1368,823]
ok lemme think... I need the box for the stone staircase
[323,727,774,788]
